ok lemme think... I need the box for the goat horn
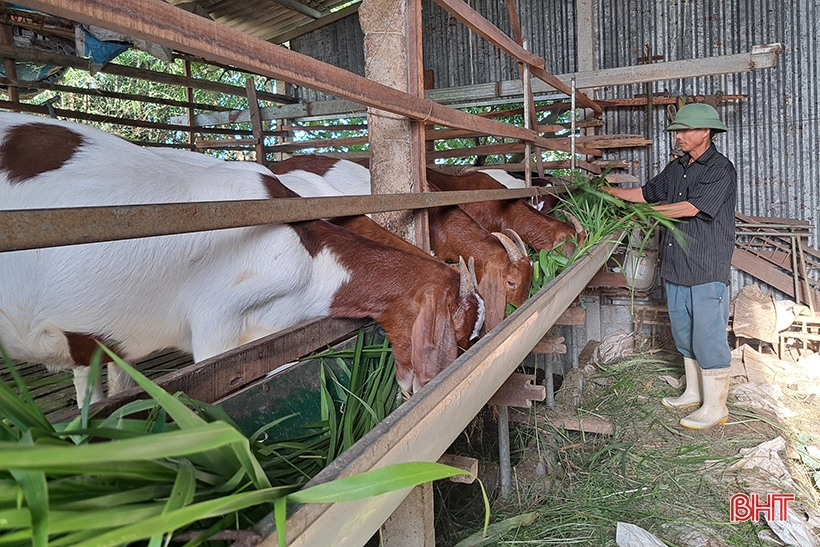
[458,256,472,297]
[468,256,478,289]
[492,231,525,262]
[503,229,529,258]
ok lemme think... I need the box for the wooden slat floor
[1,350,194,422]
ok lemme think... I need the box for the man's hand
[599,185,647,204]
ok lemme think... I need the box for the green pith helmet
[665,103,728,132]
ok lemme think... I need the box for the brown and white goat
[268,155,533,331]
[425,168,585,255]
[0,113,485,405]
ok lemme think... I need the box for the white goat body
[0,113,484,404]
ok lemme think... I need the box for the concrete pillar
[380,483,435,546]
[359,0,428,246]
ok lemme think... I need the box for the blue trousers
[665,281,731,370]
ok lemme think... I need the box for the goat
[472,168,562,212]
[425,168,585,255]
[0,112,485,405]
[268,155,533,331]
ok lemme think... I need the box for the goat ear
[477,269,505,334]
[564,211,587,247]
[411,290,459,389]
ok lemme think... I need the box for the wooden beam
[269,2,361,45]
[426,44,783,104]
[268,0,321,19]
[49,317,370,422]
[0,6,18,104]
[22,0,552,148]
[558,43,785,90]
[0,42,296,104]
[596,94,747,107]
[0,187,557,252]
[178,45,774,128]
[430,0,542,68]
[575,135,653,148]
[0,76,237,111]
[426,141,601,161]
[0,99,254,135]
[430,0,602,115]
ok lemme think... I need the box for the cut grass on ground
[436,350,820,547]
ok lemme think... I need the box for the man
[603,103,737,430]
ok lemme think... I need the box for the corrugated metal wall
[291,0,820,258]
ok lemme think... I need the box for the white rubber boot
[680,368,730,430]
[662,357,702,408]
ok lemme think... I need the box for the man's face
[674,127,711,154]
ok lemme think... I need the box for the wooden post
[245,77,267,164]
[183,59,196,149]
[0,3,19,104]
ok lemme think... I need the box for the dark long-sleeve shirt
[642,144,737,286]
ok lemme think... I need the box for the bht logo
[730,493,795,522]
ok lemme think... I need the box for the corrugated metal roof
[167,0,359,44]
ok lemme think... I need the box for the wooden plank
[488,373,546,407]
[597,94,747,108]
[532,335,567,354]
[554,306,586,326]
[408,0,431,253]
[1,14,19,103]
[49,317,369,423]
[576,136,653,148]
[436,454,478,483]
[194,138,258,149]
[266,135,368,153]
[425,140,601,160]
[0,186,552,252]
[545,408,613,435]
[731,249,796,298]
[543,43,784,91]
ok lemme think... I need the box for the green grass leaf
[288,462,469,504]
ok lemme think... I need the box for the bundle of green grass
[0,331,468,547]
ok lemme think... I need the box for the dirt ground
[435,337,820,547]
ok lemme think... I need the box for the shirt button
[683,174,687,178]
[668,243,672,247]
[678,192,682,196]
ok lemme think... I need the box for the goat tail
[0,312,74,368]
